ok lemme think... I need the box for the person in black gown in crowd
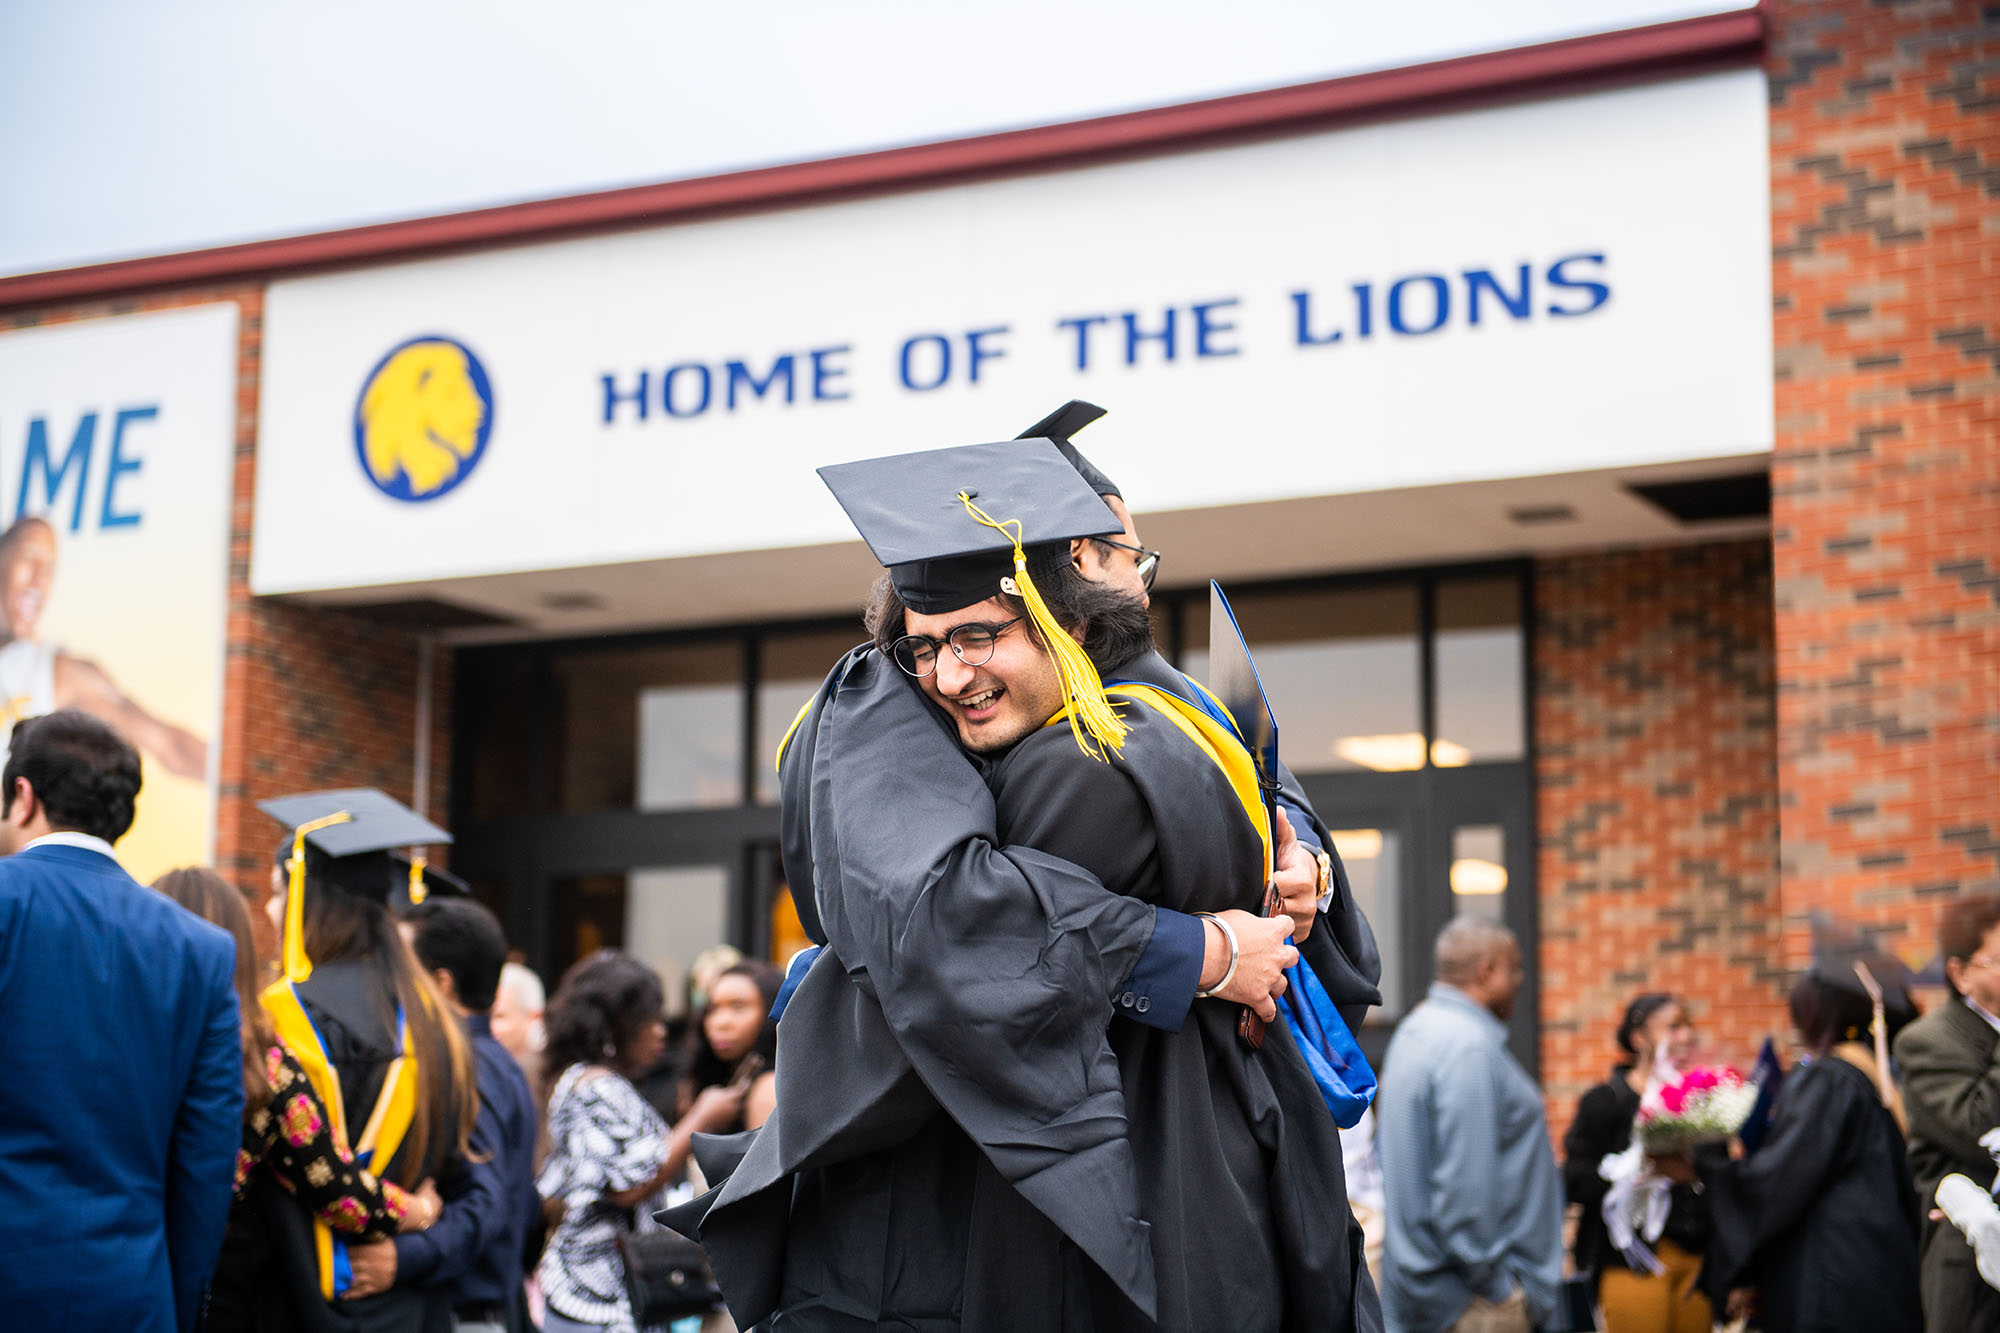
[1654,961,1920,1333]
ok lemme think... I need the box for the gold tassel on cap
[408,854,428,906]
[957,492,1127,761]
[282,811,353,983]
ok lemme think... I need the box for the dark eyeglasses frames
[1093,537,1161,592]
[888,616,1025,678]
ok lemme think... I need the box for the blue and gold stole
[1051,671,1378,1127]
[261,980,421,1300]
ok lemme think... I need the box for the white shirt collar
[1965,994,2000,1036]
[23,831,120,862]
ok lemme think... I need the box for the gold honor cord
[956,492,1127,761]
[408,854,428,906]
[283,811,354,983]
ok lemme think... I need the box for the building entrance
[450,563,1533,1047]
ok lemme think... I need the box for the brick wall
[1767,0,2000,972]
[4,288,450,961]
[1535,541,1784,1141]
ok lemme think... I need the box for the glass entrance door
[1302,761,1535,1076]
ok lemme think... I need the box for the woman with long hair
[676,960,780,1136]
[1563,992,1712,1332]
[152,867,443,1332]
[257,793,480,1331]
[537,950,748,1333]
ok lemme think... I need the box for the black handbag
[617,1225,723,1326]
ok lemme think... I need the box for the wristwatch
[1312,847,1335,915]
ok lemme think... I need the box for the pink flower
[1660,1083,1688,1114]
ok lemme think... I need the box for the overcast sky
[1,0,1746,277]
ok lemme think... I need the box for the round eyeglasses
[889,616,1025,678]
[1093,537,1161,592]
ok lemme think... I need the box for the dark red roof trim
[0,8,1763,313]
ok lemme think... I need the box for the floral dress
[237,1042,412,1236]
[537,1063,670,1332]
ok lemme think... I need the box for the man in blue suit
[0,709,240,1332]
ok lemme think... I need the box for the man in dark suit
[1896,892,2000,1333]
[0,709,240,1332]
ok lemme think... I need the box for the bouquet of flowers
[1635,1065,1759,1153]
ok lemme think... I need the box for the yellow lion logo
[357,340,488,497]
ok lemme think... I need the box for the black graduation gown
[249,961,455,1333]
[1698,1051,1921,1333]
[674,644,1377,1332]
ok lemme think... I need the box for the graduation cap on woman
[259,788,454,982]
[1808,911,1918,1023]
[817,437,1128,760]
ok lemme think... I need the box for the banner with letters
[254,68,1773,596]
[0,305,236,882]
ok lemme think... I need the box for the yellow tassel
[283,811,354,983]
[408,854,428,906]
[957,492,1127,761]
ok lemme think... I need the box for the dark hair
[863,543,1155,674]
[1940,894,2000,997]
[1616,992,1678,1056]
[544,949,665,1078]
[1788,973,1907,1053]
[679,960,782,1104]
[290,844,479,1185]
[154,866,276,1115]
[406,897,509,1013]
[3,710,142,842]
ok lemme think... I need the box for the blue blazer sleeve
[1117,908,1204,1032]
[395,1081,508,1287]
[167,931,243,1333]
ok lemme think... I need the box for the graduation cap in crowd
[259,788,453,983]
[817,437,1127,759]
[1807,910,1918,1024]
[1016,399,1120,499]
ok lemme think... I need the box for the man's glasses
[888,616,1025,678]
[1094,537,1162,592]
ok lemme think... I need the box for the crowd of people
[0,709,782,1333]
[0,400,1992,1333]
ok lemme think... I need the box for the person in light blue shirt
[1377,918,1563,1333]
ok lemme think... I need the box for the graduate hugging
[665,402,1385,1332]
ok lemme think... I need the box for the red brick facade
[1767,0,2000,970]
[3,289,449,960]
[1535,542,1783,1139]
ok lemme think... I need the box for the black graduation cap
[1016,399,1120,499]
[1808,911,1917,1021]
[818,438,1121,615]
[259,788,452,980]
[389,853,470,914]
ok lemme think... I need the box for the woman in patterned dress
[151,868,443,1333]
[537,950,750,1333]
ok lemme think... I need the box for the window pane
[756,627,870,805]
[1330,827,1403,1022]
[549,865,731,1018]
[1183,585,1421,774]
[1450,824,1507,922]
[1434,577,1525,765]
[550,641,743,811]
